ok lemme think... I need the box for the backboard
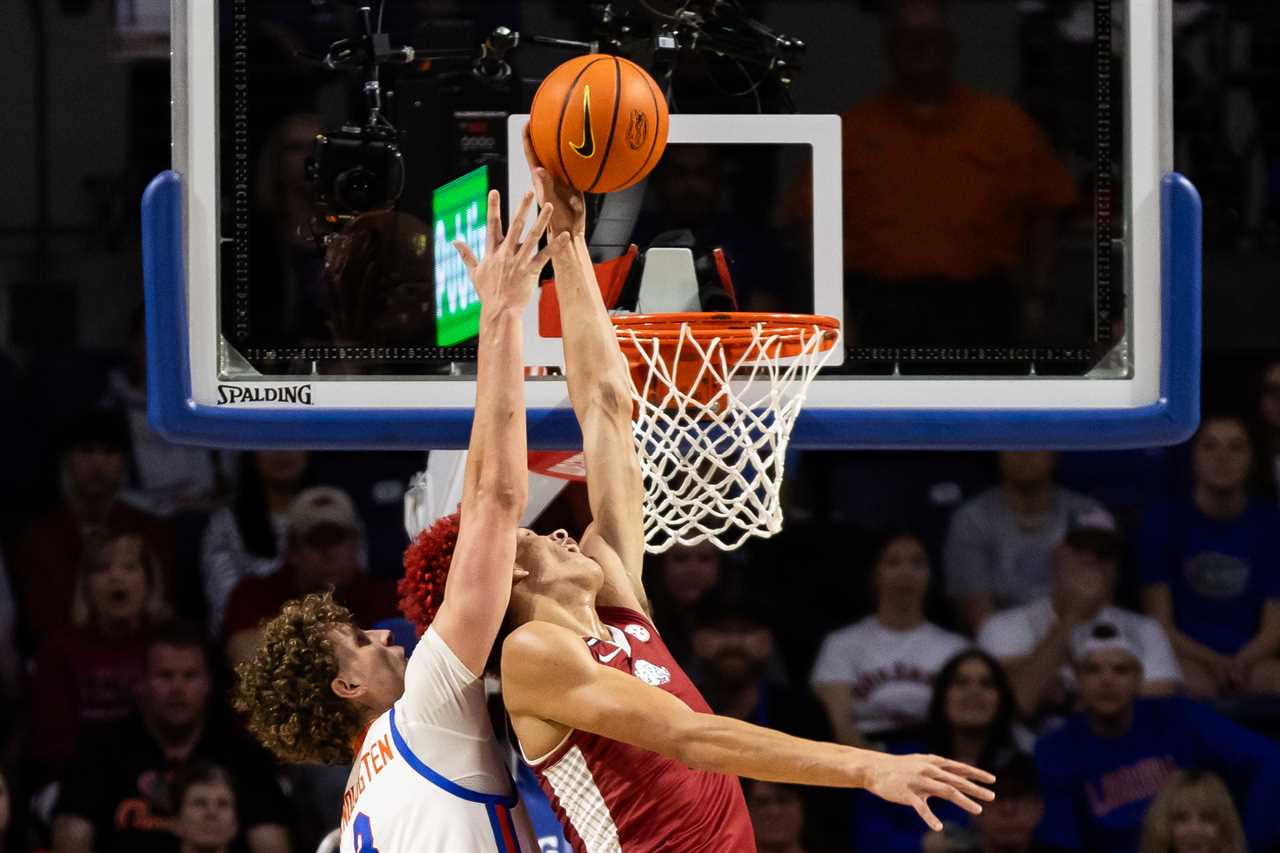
[144,0,1200,450]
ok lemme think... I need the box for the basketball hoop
[611,312,840,553]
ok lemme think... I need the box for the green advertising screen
[432,165,488,346]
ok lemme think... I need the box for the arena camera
[306,124,405,225]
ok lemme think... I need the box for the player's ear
[331,674,362,701]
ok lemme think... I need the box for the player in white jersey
[235,192,568,852]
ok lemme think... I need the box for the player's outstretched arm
[431,191,566,676]
[503,622,995,832]
[522,127,647,610]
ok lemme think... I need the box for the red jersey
[525,607,756,852]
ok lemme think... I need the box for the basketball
[529,54,669,194]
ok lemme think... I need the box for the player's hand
[863,753,996,832]
[523,124,587,240]
[454,189,567,313]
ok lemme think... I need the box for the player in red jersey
[406,130,996,852]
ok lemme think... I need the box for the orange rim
[611,312,840,359]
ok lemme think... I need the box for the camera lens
[336,166,377,211]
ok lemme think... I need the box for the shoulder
[502,622,591,674]
[1034,717,1086,764]
[954,488,1004,523]
[925,623,970,653]
[822,618,875,646]
[959,88,1044,134]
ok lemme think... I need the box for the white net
[615,316,839,553]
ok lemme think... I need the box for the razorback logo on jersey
[634,660,670,687]
[624,624,650,643]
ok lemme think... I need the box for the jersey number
[352,813,380,853]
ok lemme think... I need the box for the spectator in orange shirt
[793,0,1080,348]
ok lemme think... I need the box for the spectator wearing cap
[1033,623,1280,853]
[1139,413,1280,698]
[811,532,968,747]
[944,451,1109,634]
[223,486,396,668]
[978,512,1180,723]
[10,412,174,650]
[968,755,1057,853]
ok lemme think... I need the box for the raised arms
[430,191,566,675]
[523,128,648,611]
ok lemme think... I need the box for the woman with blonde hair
[1139,769,1248,853]
[28,524,172,783]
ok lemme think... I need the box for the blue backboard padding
[142,171,1200,451]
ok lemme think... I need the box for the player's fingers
[925,781,984,816]
[523,123,541,168]
[519,203,555,262]
[935,757,997,785]
[529,231,571,270]
[910,796,943,832]
[930,768,996,802]
[486,189,503,254]
[506,191,536,252]
[452,240,478,274]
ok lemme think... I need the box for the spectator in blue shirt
[1034,622,1280,853]
[1139,414,1280,697]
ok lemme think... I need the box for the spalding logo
[626,110,648,150]
[217,384,313,405]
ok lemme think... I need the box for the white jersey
[810,616,970,735]
[338,627,537,853]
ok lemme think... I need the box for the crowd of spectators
[1,351,1276,852]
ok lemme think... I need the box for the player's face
[1169,785,1225,853]
[330,626,407,712]
[176,781,239,849]
[1076,649,1142,720]
[944,656,1001,731]
[513,528,603,589]
[87,535,149,628]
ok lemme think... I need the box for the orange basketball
[529,54,669,194]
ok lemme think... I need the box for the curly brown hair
[233,592,364,766]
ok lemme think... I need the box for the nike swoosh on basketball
[570,85,595,158]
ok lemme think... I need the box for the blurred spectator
[979,515,1180,722]
[1138,769,1247,853]
[29,525,172,785]
[200,451,312,638]
[99,306,229,518]
[51,625,291,853]
[811,532,968,746]
[1034,623,1280,853]
[10,412,173,650]
[944,451,1107,634]
[854,649,1022,853]
[0,768,10,853]
[0,551,18,713]
[223,487,396,668]
[968,754,1054,853]
[171,763,240,853]
[692,596,831,740]
[745,780,815,853]
[1139,414,1280,697]
[648,543,724,669]
[792,0,1078,347]
[308,451,420,579]
[1258,360,1280,494]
